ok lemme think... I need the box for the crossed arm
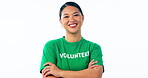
[41,60,103,78]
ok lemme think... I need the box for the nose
[69,19,75,23]
[69,16,75,23]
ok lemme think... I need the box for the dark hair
[59,2,84,19]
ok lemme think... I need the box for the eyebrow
[73,12,79,14]
[63,12,80,16]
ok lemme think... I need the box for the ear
[59,19,62,24]
[82,15,84,21]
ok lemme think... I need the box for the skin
[42,6,103,78]
[60,6,84,42]
[42,60,101,78]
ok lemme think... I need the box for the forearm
[42,74,60,78]
[44,76,60,78]
[46,76,58,78]
[42,62,103,78]
[60,68,103,78]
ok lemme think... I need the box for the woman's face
[60,6,84,34]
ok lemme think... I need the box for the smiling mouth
[68,23,78,28]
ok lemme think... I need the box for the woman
[40,1,104,78]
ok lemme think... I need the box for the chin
[67,31,78,34]
[70,32,77,34]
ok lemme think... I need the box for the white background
[0,0,148,78]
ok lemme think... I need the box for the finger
[42,66,50,73]
[44,62,53,66]
[91,61,98,65]
[43,69,50,75]
[89,59,95,66]
[42,66,51,75]
[44,71,52,77]
[90,59,94,63]
[91,65,100,69]
[89,61,98,67]
[42,71,51,78]
[91,65,102,69]
[91,65,99,68]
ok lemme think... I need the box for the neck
[65,32,82,42]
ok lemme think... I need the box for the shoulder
[44,37,63,47]
[83,38,101,48]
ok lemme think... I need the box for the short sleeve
[90,44,104,72]
[40,43,56,73]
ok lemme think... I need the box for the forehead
[62,6,80,14]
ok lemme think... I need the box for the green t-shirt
[40,37,104,73]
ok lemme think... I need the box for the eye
[74,14,79,16]
[64,16,69,18]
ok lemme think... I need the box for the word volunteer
[60,51,90,59]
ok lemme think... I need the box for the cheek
[76,17,83,23]
[61,20,67,26]
[64,19,68,23]
[62,21,69,29]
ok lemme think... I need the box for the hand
[42,76,59,78]
[42,64,53,78]
[42,62,62,78]
[88,59,100,69]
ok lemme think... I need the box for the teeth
[69,24,77,26]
